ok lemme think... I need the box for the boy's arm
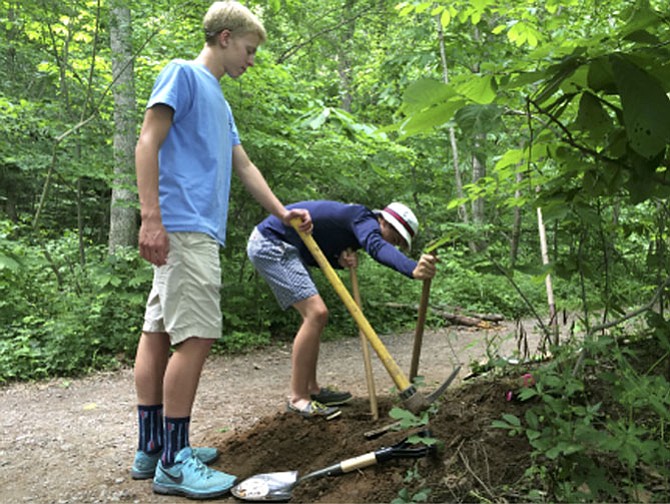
[136,104,173,265]
[232,145,312,232]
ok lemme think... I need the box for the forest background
[0,0,669,501]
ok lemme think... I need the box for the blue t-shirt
[147,59,241,246]
[256,201,417,278]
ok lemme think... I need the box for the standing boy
[131,1,311,499]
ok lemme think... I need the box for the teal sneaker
[152,447,237,499]
[130,446,219,480]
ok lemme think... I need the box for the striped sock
[162,416,190,467]
[137,404,163,454]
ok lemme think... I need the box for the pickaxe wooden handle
[409,252,436,381]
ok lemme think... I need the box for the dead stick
[350,266,379,420]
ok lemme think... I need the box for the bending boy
[247,200,437,420]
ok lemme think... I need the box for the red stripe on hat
[384,207,415,237]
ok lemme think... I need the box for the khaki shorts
[142,232,222,345]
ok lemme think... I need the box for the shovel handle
[350,266,379,420]
[290,219,412,393]
[300,433,433,482]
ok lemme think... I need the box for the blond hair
[203,1,267,45]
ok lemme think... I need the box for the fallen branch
[382,302,504,328]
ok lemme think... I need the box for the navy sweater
[256,200,416,278]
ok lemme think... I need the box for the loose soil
[1,320,547,503]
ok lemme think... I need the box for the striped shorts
[246,227,318,310]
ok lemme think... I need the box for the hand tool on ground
[409,251,436,381]
[290,219,459,413]
[350,265,379,420]
[231,431,435,502]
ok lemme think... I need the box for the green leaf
[534,56,583,105]
[501,413,521,426]
[575,92,613,142]
[0,254,22,271]
[440,9,451,27]
[587,57,616,94]
[620,0,662,38]
[398,99,465,139]
[401,79,455,115]
[455,104,502,136]
[389,406,418,421]
[456,75,496,104]
[610,54,670,158]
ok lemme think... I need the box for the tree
[108,0,137,253]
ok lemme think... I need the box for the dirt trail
[0,320,545,503]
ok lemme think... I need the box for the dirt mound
[206,378,534,503]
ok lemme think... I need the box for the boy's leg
[162,336,214,416]
[290,295,328,409]
[247,232,343,418]
[160,336,213,465]
[135,331,171,405]
[130,331,171,479]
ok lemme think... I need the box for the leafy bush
[492,330,670,502]
[0,227,149,382]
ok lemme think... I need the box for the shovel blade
[231,471,299,502]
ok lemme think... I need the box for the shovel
[231,432,434,502]
[290,219,460,413]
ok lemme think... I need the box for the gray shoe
[286,400,341,420]
[152,447,236,499]
[311,386,353,406]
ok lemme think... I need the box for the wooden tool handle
[290,219,412,392]
[350,266,379,420]
[409,276,432,380]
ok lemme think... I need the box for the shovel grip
[339,452,378,473]
[301,452,377,482]
[290,219,411,392]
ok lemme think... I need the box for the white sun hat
[379,202,419,250]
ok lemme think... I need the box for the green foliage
[392,487,432,504]
[0,223,149,382]
[492,334,670,501]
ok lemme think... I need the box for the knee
[307,304,329,328]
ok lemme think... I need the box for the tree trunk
[337,0,355,112]
[108,1,138,254]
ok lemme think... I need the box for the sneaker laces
[309,400,330,413]
[189,453,214,479]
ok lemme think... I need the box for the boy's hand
[412,254,438,280]
[338,249,358,269]
[139,218,169,266]
[283,209,312,233]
